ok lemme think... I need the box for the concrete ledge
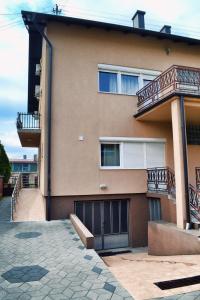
[70,214,94,249]
[148,221,200,255]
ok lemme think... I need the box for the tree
[0,143,11,183]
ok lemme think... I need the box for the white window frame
[100,142,122,169]
[98,64,160,96]
[99,137,166,170]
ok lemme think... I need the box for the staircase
[147,167,200,224]
[11,173,45,222]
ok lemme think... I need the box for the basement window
[149,198,161,221]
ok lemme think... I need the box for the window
[123,142,145,168]
[12,163,22,172]
[143,79,152,87]
[98,65,159,95]
[30,163,37,172]
[100,139,165,169]
[121,74,139,95]
[187,125,200,145]
[149,198,161,221]
[101,144,120,167]
[22,164,29,172]
[99,72,117,93]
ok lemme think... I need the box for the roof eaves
[21,10,200,46]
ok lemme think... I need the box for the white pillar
[171,98,187,229]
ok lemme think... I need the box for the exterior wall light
[99,184,107,190]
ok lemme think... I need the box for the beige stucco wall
[39,22,200,196]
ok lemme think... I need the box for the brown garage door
[75,200,129,250]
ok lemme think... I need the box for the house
[9,155,38,187]
[17,10,200,252]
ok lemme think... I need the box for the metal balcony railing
[137,65,200,113]
[16,113,40,130]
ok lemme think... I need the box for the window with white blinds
[146,142,165,168]
[123,142,145,168]
[100,140,165,169]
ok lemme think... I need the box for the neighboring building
[10,155,38,187]
[16,10,200,250]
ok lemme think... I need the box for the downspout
[32,15,52,221]
[179,95,191,228]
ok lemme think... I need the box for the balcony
[16,113,41,147]
[136,65,200,119]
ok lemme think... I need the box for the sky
[0,0,200,159]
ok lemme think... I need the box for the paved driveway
[0,197,199,300]
[0,218,133,300]
[0,197,11,222]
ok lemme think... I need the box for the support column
[171,97,189,229]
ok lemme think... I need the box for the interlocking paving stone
[73,238,79,241]
[0,212,134,299]
[92,266,102,274]
[15,232,42,239]
[84,255,93,261]
[1,265,49,283]
[0,197,11,222]
[104,283,116,293]
[78,245,85,250]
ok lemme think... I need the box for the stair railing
[11,173,22,221]
[189,184,200,223]
[147,167,200,224]
[147,167,175,197]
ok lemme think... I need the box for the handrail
[16,112,40,130]
[137,65,200,113]
[196,167,200,191]
[147,167,200,224]
[189,184,200,223]
[189,184,200,211]
[11,173,22,221]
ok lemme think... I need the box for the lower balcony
[16,113,41,147]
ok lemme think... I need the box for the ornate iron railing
[147,167,175,197]
[16,112,40,130]
[189,184,200,223]
[137,65,200,113]
[147,167,200,223]
[196,167,200,191]
[11,173,22,221]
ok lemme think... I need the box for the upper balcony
[135,65,200,121]
[16,113,41,147]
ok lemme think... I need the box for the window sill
[100,167,146,170]
[98,91,137,97]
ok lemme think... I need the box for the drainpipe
[32,14,52,221]
[179,95,191,228]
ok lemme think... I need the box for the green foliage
[0,144,11,183]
